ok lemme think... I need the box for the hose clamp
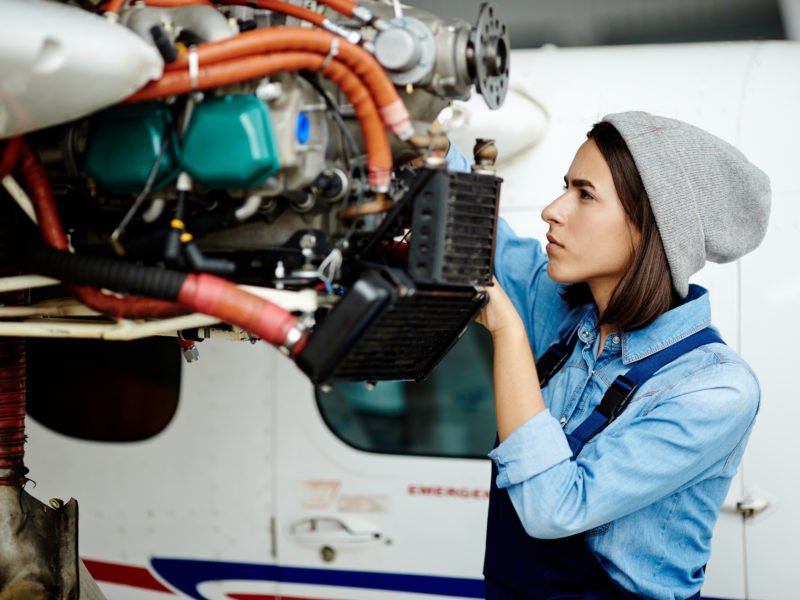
[188,46,199,91]
[280,323,308,356]
[320,37,340,70]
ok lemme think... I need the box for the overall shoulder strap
[566,328,724,459]
[535,325,581,387]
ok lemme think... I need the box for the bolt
[299,233,317,249]
[320,545,336,562]
[291,193,316,213]
[182,344,200,363]
[256,82,283,102]
[275,260,286,289]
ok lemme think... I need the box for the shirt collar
[570,284,712,364]
[620,284,712,364]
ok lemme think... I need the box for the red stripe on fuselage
[83,559,175,594]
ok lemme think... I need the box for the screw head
[299,233,317,249]
[320,545,336,562]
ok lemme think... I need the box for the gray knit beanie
[603,111,771,298]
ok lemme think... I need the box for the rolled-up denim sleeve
[489,410,572,488]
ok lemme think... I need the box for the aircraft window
[315,324,496,458]
[26,337,180,442]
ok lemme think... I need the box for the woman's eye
[561,183,568,191]
[580,189,594,200]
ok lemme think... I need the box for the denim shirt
[489,218,760,600]
[445,142,472,174]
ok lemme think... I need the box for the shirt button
[559,417,566,424]
[581,331,589,337]
[612,336,620,344]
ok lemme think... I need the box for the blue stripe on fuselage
[151,557,484,599]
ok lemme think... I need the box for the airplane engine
[0,1,508,595]
[0,0,510,383]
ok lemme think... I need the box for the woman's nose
[541,192,567,225]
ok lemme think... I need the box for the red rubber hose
[16,142,189,319]
[178,273,305,354]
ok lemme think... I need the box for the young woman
[475,112,771,600]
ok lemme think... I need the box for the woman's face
[541,138,640,306]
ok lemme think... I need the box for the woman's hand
[477,277,525,338]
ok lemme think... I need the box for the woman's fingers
[477,277,523,335]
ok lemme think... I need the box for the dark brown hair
[561,121,681,331]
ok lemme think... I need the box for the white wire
[318,247,343,286]
[2,174,37,224]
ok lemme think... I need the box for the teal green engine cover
[83,102,180,193]
[181,95,280,189]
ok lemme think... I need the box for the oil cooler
[296,168,500,384]
[408,169,500,287]
[295,268,488,383]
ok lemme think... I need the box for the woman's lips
[546,234,564,251]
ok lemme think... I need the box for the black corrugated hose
[25,243,187,302]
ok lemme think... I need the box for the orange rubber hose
[103,0,213,16]
[164,27,412,137]
[219,0,357,20]
[141,0,215,7]
[103,0,126,15]
[316,0,359,17]
[126,52,392,187]
[219,0,327,27]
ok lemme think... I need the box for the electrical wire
[298,74,371,213]
[110,135,169,255]
[317,246,342,288]
[299,72,361,175]
[389,228,411,255]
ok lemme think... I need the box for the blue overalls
[483,327,721,600]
